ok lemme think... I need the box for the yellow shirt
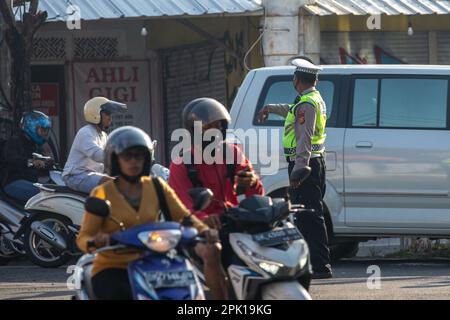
[76,176,208,277]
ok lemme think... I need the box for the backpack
[181,145,237,189]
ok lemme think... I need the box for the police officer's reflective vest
[283,90,327,157]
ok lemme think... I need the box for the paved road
[310,259,450,300]
[1,258,449,300]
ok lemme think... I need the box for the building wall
[321,31,430,65]
[319,15,450,65]
[33,16,264,162]
[320,15,450,32]
[145,16,263,162]
[145,16,263,104]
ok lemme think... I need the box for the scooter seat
[83,264,97,300]
[41,184,88,197]
[0,188,28,209]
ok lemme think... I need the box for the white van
[229,65,450,260]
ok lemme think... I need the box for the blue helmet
[20,111,52,145]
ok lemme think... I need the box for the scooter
[0,153,61,266]
[73,190,210,300]
[180,168,314,300]
[22,163,174,268]
[0,191,27,266]
[184,194,313,300]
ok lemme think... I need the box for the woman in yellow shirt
[76,126,228,300]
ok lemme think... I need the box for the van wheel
[329,241,360,261]
[323,207,359,261]
[24,213,73,268]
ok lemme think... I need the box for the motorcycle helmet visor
[100,101,127,115]
[183,98,231,131]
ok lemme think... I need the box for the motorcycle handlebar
[28,155,58,170]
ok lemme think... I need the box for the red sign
[32,83,59,116]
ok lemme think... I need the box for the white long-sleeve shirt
[62,124,107,177]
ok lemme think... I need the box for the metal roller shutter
[320,32,429,64]
[161,43,226,160]
[437,32,450,65]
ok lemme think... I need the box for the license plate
[252,228,302,247]
[145,271,196,289]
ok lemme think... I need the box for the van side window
[352,79,378,127]
[254,76,335,126]
[380,79,447,128]
[352,77,448,129]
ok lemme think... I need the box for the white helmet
[84,97,127,124]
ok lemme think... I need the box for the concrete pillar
[261,0,321,66]
[300,13,321,64]
[428,31,438,64]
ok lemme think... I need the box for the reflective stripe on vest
[282,90,327,157]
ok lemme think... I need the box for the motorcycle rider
[168,98,265,276]
[62,97,127,193]
[76,126,226,300]
[169,98,265,228]
[1,111,52,203]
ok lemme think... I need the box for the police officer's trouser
[288,156,331,273]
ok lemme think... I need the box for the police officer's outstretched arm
[258,104,291,123]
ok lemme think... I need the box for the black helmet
[104,126,156,178]
[182,98,231,134]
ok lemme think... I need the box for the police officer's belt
[284,144,324,155]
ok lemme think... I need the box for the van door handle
[355,141,373,148]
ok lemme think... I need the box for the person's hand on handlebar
[32,159,46,169]
[203,214,222,230]
[92,233,111,248]
[203,229,220,245]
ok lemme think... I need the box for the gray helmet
[104,126,156,177]
[182,98,231,133]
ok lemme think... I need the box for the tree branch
[0,82,13,111]
[29,0,38,15]
[0,0,19,36]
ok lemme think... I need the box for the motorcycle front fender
[261,281,312,300]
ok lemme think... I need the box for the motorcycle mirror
[188,188,213,211]
[84,197,111,218]
[290,166,312,184]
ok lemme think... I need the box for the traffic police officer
[259,57,332,279]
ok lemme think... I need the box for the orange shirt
[76,176,208,277]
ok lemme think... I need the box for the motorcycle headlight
[298,240,309,270]
[138,230,182,253]
[258,260,284,276]
[299,255,308,269]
